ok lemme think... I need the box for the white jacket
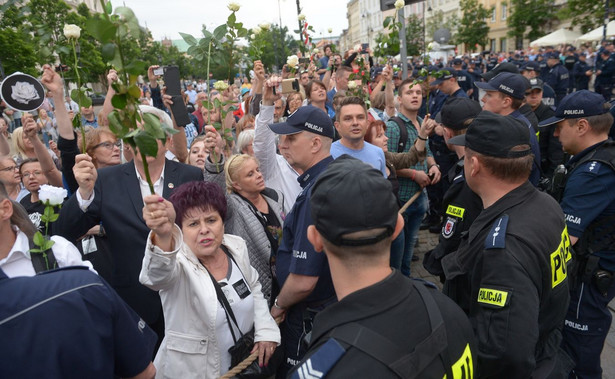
[253,105,301,211]
[140,226,280,379]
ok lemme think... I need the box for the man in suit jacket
[56,138,202,342]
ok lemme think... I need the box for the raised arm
[22,115,63,187]
[41,64,73,140]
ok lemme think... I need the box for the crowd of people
[0,38,614,379]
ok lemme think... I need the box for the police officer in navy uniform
[595,50,615,101]
[521,61,556,109]
[572,53,592,91]
[0,265,157,378]
[442,111,570,378]
[452,58,474,98]
[423,98,482,282]
[544,52,570,106]
[467,60,483,101]
[539,90,615,379]
[563,47,578,93]
[267,105,336,377]
[289,156,477,379]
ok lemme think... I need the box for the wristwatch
[273,297,285,310]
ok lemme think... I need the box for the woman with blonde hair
[203,154,285,302]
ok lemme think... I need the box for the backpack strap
[27,237,58,274]
[326,281,454,379]
[392,117,409,153]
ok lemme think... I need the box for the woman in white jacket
[140,181,280,379]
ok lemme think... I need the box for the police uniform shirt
[442,182,570,378]
[425,160,482,277]
[275,156,335,304]
[541,83,556,108]
[545,63,570,95]
[289,270,477,379]
[0,267,157,378]
[560,141,615,271]
[455,69,474,94]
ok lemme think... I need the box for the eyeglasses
[94,141,121,150]
[0,165,17,172]
[22,170,43,178]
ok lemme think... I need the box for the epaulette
[289,338,346,379]
[484,215,508,249]
[582,161,603,174]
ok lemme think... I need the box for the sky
[111,0,349,42]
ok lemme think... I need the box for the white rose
[63,24,81,39]
[213,80,229,91]
[287,55,299,68]
[250,33,256,40]
[328,28,333,34]
[259,23,271,31]
[313,48,319,54]
[427,42,434,51]
[347,81,358,90]
[38,184,67,206]
[227,2,240,12]
[394,0,405,10]
[354,44,362,52]
[252,26,261,35]
[11,81,40,105]
[298,14,306,21]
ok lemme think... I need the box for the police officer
[539,90,615,379]
[595,50,615,101]
[268,105,336,376]
[563,47,578,93]
[452,58,474,98]
[424,98,483,282]
[467,60,483,101]
[0,265,157,378]
[289,156,477,378]
[572,53,592,91]
[544,52,570,106]
[521,61,556,108]
[442,111,570,378]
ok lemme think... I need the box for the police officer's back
[442,112,570,378]
[289,156,477,379]
[572,54,592,91]
[539,90,615,379]
[544,52,570,105]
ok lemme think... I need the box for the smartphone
[153,67,164,76]
[274,78,300,95]
[162,66,191,126]
[361,43,369,53]
[298,57,310,65]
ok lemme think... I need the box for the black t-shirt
[19,194,46,232]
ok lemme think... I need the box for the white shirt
[77,162,165,211]
[0,226,95,277]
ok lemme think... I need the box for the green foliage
[457,0,491,52]
[0,27,38,76]
[557,0,610,34]
[507,0,557,49]
[374,13,426,58]
[246,24,300,71]
[405,15,425,57]
[426,10,458,43]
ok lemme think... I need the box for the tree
[558,0,613,34]
[0,4,38,77]
[374,13,425,58]
[406,14,425,57]
[457,0,491,52]
[247,24,300,72]
[507,0,557,50]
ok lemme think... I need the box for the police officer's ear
[307,225,324,253]
[0,198,13,223]
[575,118,591,136]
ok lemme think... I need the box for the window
[500,38,507,52]
[490,39,496,51]
[501,4,507,20]
[491,7,496,22]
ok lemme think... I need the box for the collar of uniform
[297,156,334,189]
[309,270,411,343]
[566,139,611,169]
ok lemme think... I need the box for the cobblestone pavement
[411,229,615,377]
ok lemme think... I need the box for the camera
[153,67,164,76]
[274,79,300,95]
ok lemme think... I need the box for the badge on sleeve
[442,217,457,239]
[0,72,46,112]
[290,338,346,379]
[485,215,508,249]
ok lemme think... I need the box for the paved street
[411,229,615,377]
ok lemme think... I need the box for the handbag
[206,246,282,378]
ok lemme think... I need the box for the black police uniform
[423,160,482,281]
[544,62,570,106]
[572,59,591,90]
[455,69,474,96]
[557,140,615,379]
[288,271,477,379]
[442,182,571,378]
[563,54,577,92]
